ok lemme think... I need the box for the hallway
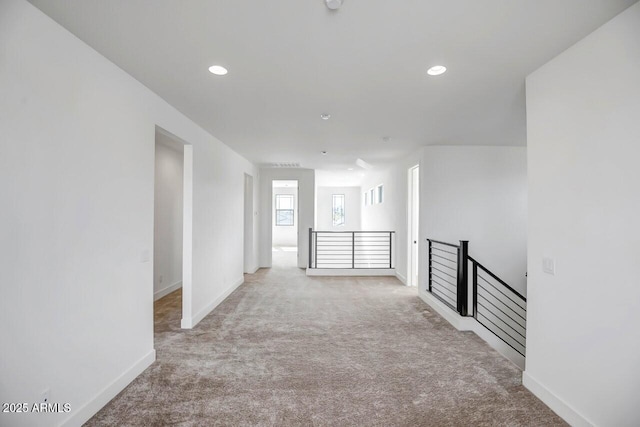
[87,266,564,426]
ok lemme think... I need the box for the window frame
[275,194,295,226]
[332,194,346,227]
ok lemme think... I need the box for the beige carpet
[86,252,565,426]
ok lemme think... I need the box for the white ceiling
[29,0,637,171]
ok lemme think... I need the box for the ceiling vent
[263,162,301,168]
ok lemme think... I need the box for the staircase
[424,239,527,368]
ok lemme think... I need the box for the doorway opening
[153,127,193,333]
[272,180,299,267]
[408,165,420,287]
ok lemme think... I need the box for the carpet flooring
[86,252,565,426]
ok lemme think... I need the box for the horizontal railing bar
[476,315,526,356]
[432,280,457,298]
[431,253,457,263]
[431,288,457,309]
[431,259,457,271]
[476,313,526,351]
[477,275,527,311]
[314,231,396,234]
[314,267,394,269]
[469,256,526,302]
[427,239,459,248]
[431,247,457,256]
[431,266,457,280]
[431,271,457,288]
[477,284,527,322]
[477,293,526,328]
[477,300,526,339]
[477,312,527,348]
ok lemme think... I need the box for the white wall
[360,154,420,283]
[524,3,640,426]
[259,168,314,268]
[0,1,257,425]
[418,146,528,295]
[316,186,361,231]
[272,186,298,247]
[154,134,183,299]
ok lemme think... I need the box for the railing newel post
[352,231,355,269]
[308,227,313,269]
[428,239,432,292]
[457,240,469,316]
[389,232,393,269]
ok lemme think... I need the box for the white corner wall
[316,186,361,231]
[361,154,420,283]
[154,135,184,300]
[524,3,640,426]
[418,146,528,296]
[0,1,257,425]
[259,168,314,268]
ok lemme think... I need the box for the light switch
[542,257,555,275]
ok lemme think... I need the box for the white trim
[181,276,244,329]
[181,144,194,330]
[61,349,155,427]
[419,291,475,331]
[395,271,407,285]
[245,265,260,274]
[154,281,182,301]
[472,320,525,369]
[419,290,524,369]
[306,268,396,277]
[523,372,594,427]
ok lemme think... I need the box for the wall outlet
[542,257,555,275]
[41,388,50,404]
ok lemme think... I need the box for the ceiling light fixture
[382,136,391,143]
[325,0,343,10]
[427,65,447,76]
[321,151,328,155]
[347,168,354,171]
[320,113,331,120]
[208,65,228,75]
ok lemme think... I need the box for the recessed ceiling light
[320,113,331,120]
[325,0,343,10]
[208,65,228,75]
[427,65,447,76]
[321,151,328,155]
[347,168,354,171]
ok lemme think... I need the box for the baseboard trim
[61,349,155,427]
[419,291,475,331]
[244,265,260,274]
[523,372,594,427]
[418,290,524,369]
[154,281,182,301]
[395,271,407,285]
[181,276,244,329]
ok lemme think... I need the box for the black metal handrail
[427,238,527,356]
[309,228,395,269]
